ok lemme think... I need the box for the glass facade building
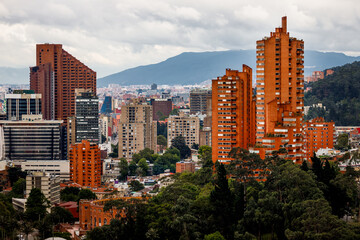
[0,120,63,160]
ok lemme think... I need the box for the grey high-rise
[75,89,99,144]
[189,89,211,114]
[0,120,62,160]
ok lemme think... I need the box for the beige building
[17,160,70,181]
[118,103,157,160]
[26,171,61,204]
[167,112,200,148]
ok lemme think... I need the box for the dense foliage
[87,152,360,240]
[170,136,191,159]
[60,187,97,202]
[305,61,360,125]
[120,148,181,177]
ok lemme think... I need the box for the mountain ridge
[98,50,360,87]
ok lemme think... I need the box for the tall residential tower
[212,66,255,164]
[254,17,304,163]
[30,44,96,123]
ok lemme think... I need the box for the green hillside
[305,61,360,125]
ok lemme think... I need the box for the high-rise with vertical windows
[5,90,42,121]
[212,66,255,164]
[32,44,96,123]
[69,140,101,188]
[253,17,304,163]
[118,103,157,160]
[0,120,62,160]
[75,89,99,144]
[190,89,212,114]
[303,117,335,161]
[30,63,54,120]
[167,112,200,148]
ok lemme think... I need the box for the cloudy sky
[0,0,359,78]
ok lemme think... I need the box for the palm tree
[22,221,33,240]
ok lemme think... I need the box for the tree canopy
[305,61,360,125]
[170,136,191,159]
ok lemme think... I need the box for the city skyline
[0,0,359,78]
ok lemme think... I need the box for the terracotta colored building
[79,197,145,230]
[69,140,101,188]
[212,66,255,164]
[30,44,96,123]
[150,98,172,121]
[303,117,335,161]
[326,69,334,76]
[176,161,195,173]
[30,63,54,120]
[253,17,304,163]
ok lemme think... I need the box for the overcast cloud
[0,0,359,77]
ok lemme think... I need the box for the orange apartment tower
[30,44,96,123]
[303,117,335,161]
[212,65,256,164]
[253,17,304,163]
[30,63,54,120]
[69,140,101,188]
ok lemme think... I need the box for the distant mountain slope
[98,50,360,86]
[99,50,255,87]
[305,61,360,126]
[0,67,29,84]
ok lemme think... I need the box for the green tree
[191,143,199,150]
[138,158,149,176]
[165,147,180,157]
[157,121,167,137]
[227,148,268,182]
[25,188,50,222]
[10,178,26,198]
[170,195,199,239]
[210,162,235,240]
[101,134,107,143]
[109,144,119,158]
[133,148,154,163]
[46,206,75,225]
[119,158,129,181]
[78,189,97,200]
[129,160,138,176]
[285,199,359,239]
[53,232,72,240]
[157,135,167,151]
[129,180,144,192]
[87,226,108,240]
[60,186,81,202]
[336,133,349,150]
[198,145,213,168]
[171,136,191,159]
[7,167,26,186]
[21,221,34,240]
[205,231,226,240]
[170,108,179,116]
[0,194,18,239]
[300,160,309,171]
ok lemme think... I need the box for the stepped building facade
[252,17,304,163]
[212,66,255,163]
[30,44,96,123]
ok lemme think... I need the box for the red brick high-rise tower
[253,17,304,163]
[30,63,54,120]
[69,140,101,188]
[30,44,96,123]
[212,65,255,164]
